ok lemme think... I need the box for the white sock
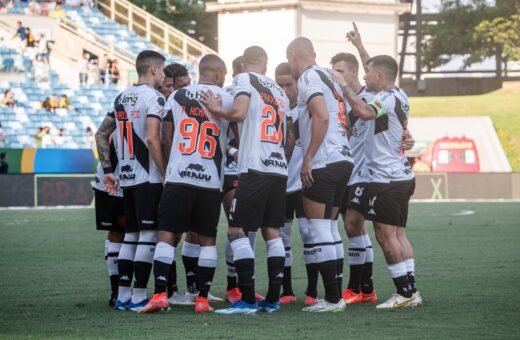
[225,239,237,277]
[363,234,374,263]
[308,219,336,263]
[387,262,408,279]
[405,258,415,274]
[330,220,344,260]
[154,242,175,265]
[107,242,122,276]
[348,235,366,265]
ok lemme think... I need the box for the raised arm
[347,22,370,72]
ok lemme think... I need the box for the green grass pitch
[1,202,519,339]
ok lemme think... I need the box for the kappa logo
[120,275,130,281]
[350,197,360,204]
[204,281,212,286]
[340,145,352,157]
[275,272,284,279]
[157,275,167,281]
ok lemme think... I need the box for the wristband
[103,167,113,175]
[229,147,238,157]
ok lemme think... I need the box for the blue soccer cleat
[214,300,259,315]
[258,300,281,313]
[128,298,149,312]
[114,299,130,311]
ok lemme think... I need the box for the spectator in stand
[1,90,16,108]
[0,152,8,174]
[40,1,50,16]
[78,52,90,85]
[59,94,74,109]
[99,54,113,84]
[25,1,39,15]
[35,127,44,147]
[53,128,66,147]
[49,4,65,18]
[42,126,52,148]
[49,95,58,110]
[111,59,120,85]
[12,21,26,54]
[84,126,95,148]
[0,122,5,147]
[41,97,53,112]
[37,33,49,69]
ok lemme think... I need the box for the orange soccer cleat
[225,287,242,304]
[279,295,297,305]
[342,289,363,305]
[303,295,319,305]
[138,292,169,314]
[194,296,214,313]
[361,290,378,303]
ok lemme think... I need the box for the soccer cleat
[214,300,259,315]
[279,294,297,305]
[108,292,117,307]
[376,293,415,309]
[137,293,169,314]
[194,296,214,313]
[409,291,422,307]
[128,298,150,312]
[114,299,130,311]
[302,299,346,313]
[255,292,265,302]
[168,291,194,305]
[303,296,319,305]
[258,300,281,313]
[361,290,378,303]
[208,292,224,302]
[186,291,224,303]
[342,289,363,304]
[225,287,242,304]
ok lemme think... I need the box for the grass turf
[1,202,519,339]
[409,91,520,171]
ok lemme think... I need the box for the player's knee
[261,226,280,241]
[344,213,364,237]
[185,231,199,244]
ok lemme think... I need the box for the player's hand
[201,89,222,116]
[401,129,415,152]
[103,173,117,195]
[327,68,348,88]
[346,22,362,48]
[301,156,314,188]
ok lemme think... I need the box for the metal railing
[97,0,217,61]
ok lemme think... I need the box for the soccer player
[95,50,166,312]
[286,37,353,312]
[140,54,233,314]
[334,55,421,309]
[92,133,124,307]
[274,62,301,305]
[202,46,295,314]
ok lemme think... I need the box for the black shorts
[123,183,163,233]
[223,175,239,193]
[365,179,415,227]
[229,172,286,231]
[94,189,125,232]
[285,190,304,220]
[302,161,353,217]
[339,182,369,216]
[158,184,221,237]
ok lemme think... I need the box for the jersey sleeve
[147,92,166,120]
[368,91,395,118]
[233,73,251,98]
[221,91,235,109]
[300,70,323,105]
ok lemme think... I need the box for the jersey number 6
[178,117,220,159]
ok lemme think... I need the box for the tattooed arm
[329,69,376,121]
[161,109,174,164]
[284,116,295,163]
[95,114,117,193]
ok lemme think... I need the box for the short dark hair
[275,62,292,77]
[243,46,267,66]
[135,50,165,76]
[199,54,226,75]
[232,56,243,76]
[1,152,6,160]
[367,55,398,82]
[330,53,359,71]
[164,62,188,81]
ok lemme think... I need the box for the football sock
[182,241,200,294]
[309,219,340,304]
[225,239,238,290]
[197,246,217,298]
[153,242,174,294]
[117,232,138,302]
[231,237,256,305]
[331,219,344,296]
[361,234,374,294]
[405,258,417,293]
[388,262,413,298]
[265,238,285,304]
[281,222,294,295]
[299,218,319,298]
[347,235,366,294]
[167,261,178,298]
[133,230,157,302]
[107,241,121,294]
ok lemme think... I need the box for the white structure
[207,0,411,78]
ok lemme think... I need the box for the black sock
[109,275,119,294]
[182,255,198,294]
[336,258,344,296]
[393,275,413,298]
[167,261,178,298]
[133,261,153,289]
[235,258,256,304]
[281,266,294,296]
[320,260,340,303]
[117,259,134,289]
[227,275,238,291]
[153,260,170,294]
[407,271,417,293]
[197,266,216,298]
[361,261,374,294]
[266,256,285,304]
[305,263,319,298]
[347,264,364,293]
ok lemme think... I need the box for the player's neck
[351,79,363,94]
[243,65,264,75]
[135,76,155,88]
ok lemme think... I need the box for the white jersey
[234,72,291,177]
[164,83,232,190]
[92,132,123,197]
[297,64,353,169]
[366,88,415,183]
[348,86,375,185]
[112,84,165,187]
[223,84,239,176]
[286,105,302,193]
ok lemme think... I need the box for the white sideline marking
[452,210,475,216]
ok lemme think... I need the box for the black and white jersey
[348,86,375,185]
[112,84,165,187]
[286,105,302,193]
[234,72,291,177]
[223,84,239,176]
[297,64,353,169]
[366,88,414,183]
[92,131,123,197]
[164,83,233,190]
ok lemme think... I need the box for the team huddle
[93,24,422,314]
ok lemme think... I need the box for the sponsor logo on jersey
[119,165,136,180]
[121,165,133,172]
[120,95,138,106]
[178,163,211,182]
[115,110,128,120]
[261,152,287,169]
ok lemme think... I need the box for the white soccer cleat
[208,292,224,302]
[302,299,346,313]
[409,291,422,307]
[376,293,415,309]
[168,291,194,305]
[185,291,223,303]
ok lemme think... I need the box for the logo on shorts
[178,163,211,182]
[368,195,377,215]
[261,152,287,169]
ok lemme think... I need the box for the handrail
[97,0,217,60]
